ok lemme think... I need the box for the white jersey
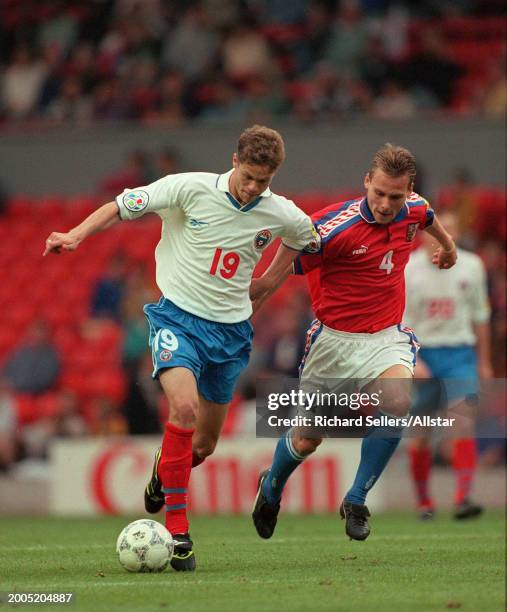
[404,247,490,347]
[116,170,317,323]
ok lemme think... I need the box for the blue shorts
[144,297,253,404]
[412,346,479,412]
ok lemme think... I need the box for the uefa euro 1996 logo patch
[254,229,273,250]
[304,225,321,253]
[123,190,149,212]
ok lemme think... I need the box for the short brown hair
[237,125,286,171]
[369,143,416,187]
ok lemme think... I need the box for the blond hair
[237,125,286,171]
[370,143,416,187]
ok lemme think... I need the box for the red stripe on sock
[159,422,194,535]
[452,438,477,505]
[408,445,433,508]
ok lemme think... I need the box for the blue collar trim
[360,198,409,224]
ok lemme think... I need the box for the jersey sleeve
[293,250,323,275]
[469,258,491,323]
[419,197,435,228]
[280,201,322,253]
[116,173,188,220]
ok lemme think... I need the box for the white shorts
[299,321,419,390]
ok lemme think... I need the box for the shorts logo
[352,244,368,255]
[159,349,172,362]
[123,190,149,212]
[406,223,419,242]
[254,229,273,250]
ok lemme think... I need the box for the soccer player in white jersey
[43,125,318,571]
[404,212,492,520]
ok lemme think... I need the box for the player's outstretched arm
[424,215,457,269]
[43,201,120,256]
[250,244,298,313]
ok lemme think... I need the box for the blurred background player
[251,143,457,542]
[404,211,492,520]
[43,125,316,571]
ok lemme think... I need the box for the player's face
[230,153,275,205]
[364,170,413,224]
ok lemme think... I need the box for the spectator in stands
[155,147,181,179]
[263,305,312,377]
[359,35,394,96]
[92,77,132,122]
[481,59,507,119]
[162,4,220,81]
[88,396,128,436]
[3,320,60,394]
[323,1,370,78]
[46,76,92,124]
[122,355,162,435]
[0,378,18,471]
[98,149,153,199]
[372,79,416,119]
[2,44,48,119]
[142,70,189,126]
[407,29,464,107]
[221,22,274,86]
[438,167,479,247]
[52,389,88,438]
[90,253,127,321]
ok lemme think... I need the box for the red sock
[158,422,194,535]
[192,452,205,468]
[408,445,433,508]
[452,438,477,505]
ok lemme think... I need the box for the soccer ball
[116,519,174,573]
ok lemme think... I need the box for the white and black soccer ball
[116,519,174,573]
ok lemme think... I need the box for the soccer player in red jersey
[251,143,457,541]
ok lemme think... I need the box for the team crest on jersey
[406,223,419,242]
[159,349,172,362]
[123,190,149,212]
[254,229,273,250]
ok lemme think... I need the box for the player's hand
[43,232,80,256]
[432,245,457,269]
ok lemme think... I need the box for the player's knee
[168,397,198,428]
[193,437,218,459]
[293,436,322,456]
[385,394,412,417]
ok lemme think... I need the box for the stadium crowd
[0,0,505,127]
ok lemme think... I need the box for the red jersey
[295,194,434,333]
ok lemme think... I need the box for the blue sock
[262,431,305,505]
[345,412,404,505]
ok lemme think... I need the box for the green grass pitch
[1,512,505,611]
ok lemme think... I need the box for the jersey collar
[216,169,271,212]
[359,197,409,224]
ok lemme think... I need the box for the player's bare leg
[191,396,230,468]
[341,365,413,540]
[144,367,199,571]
